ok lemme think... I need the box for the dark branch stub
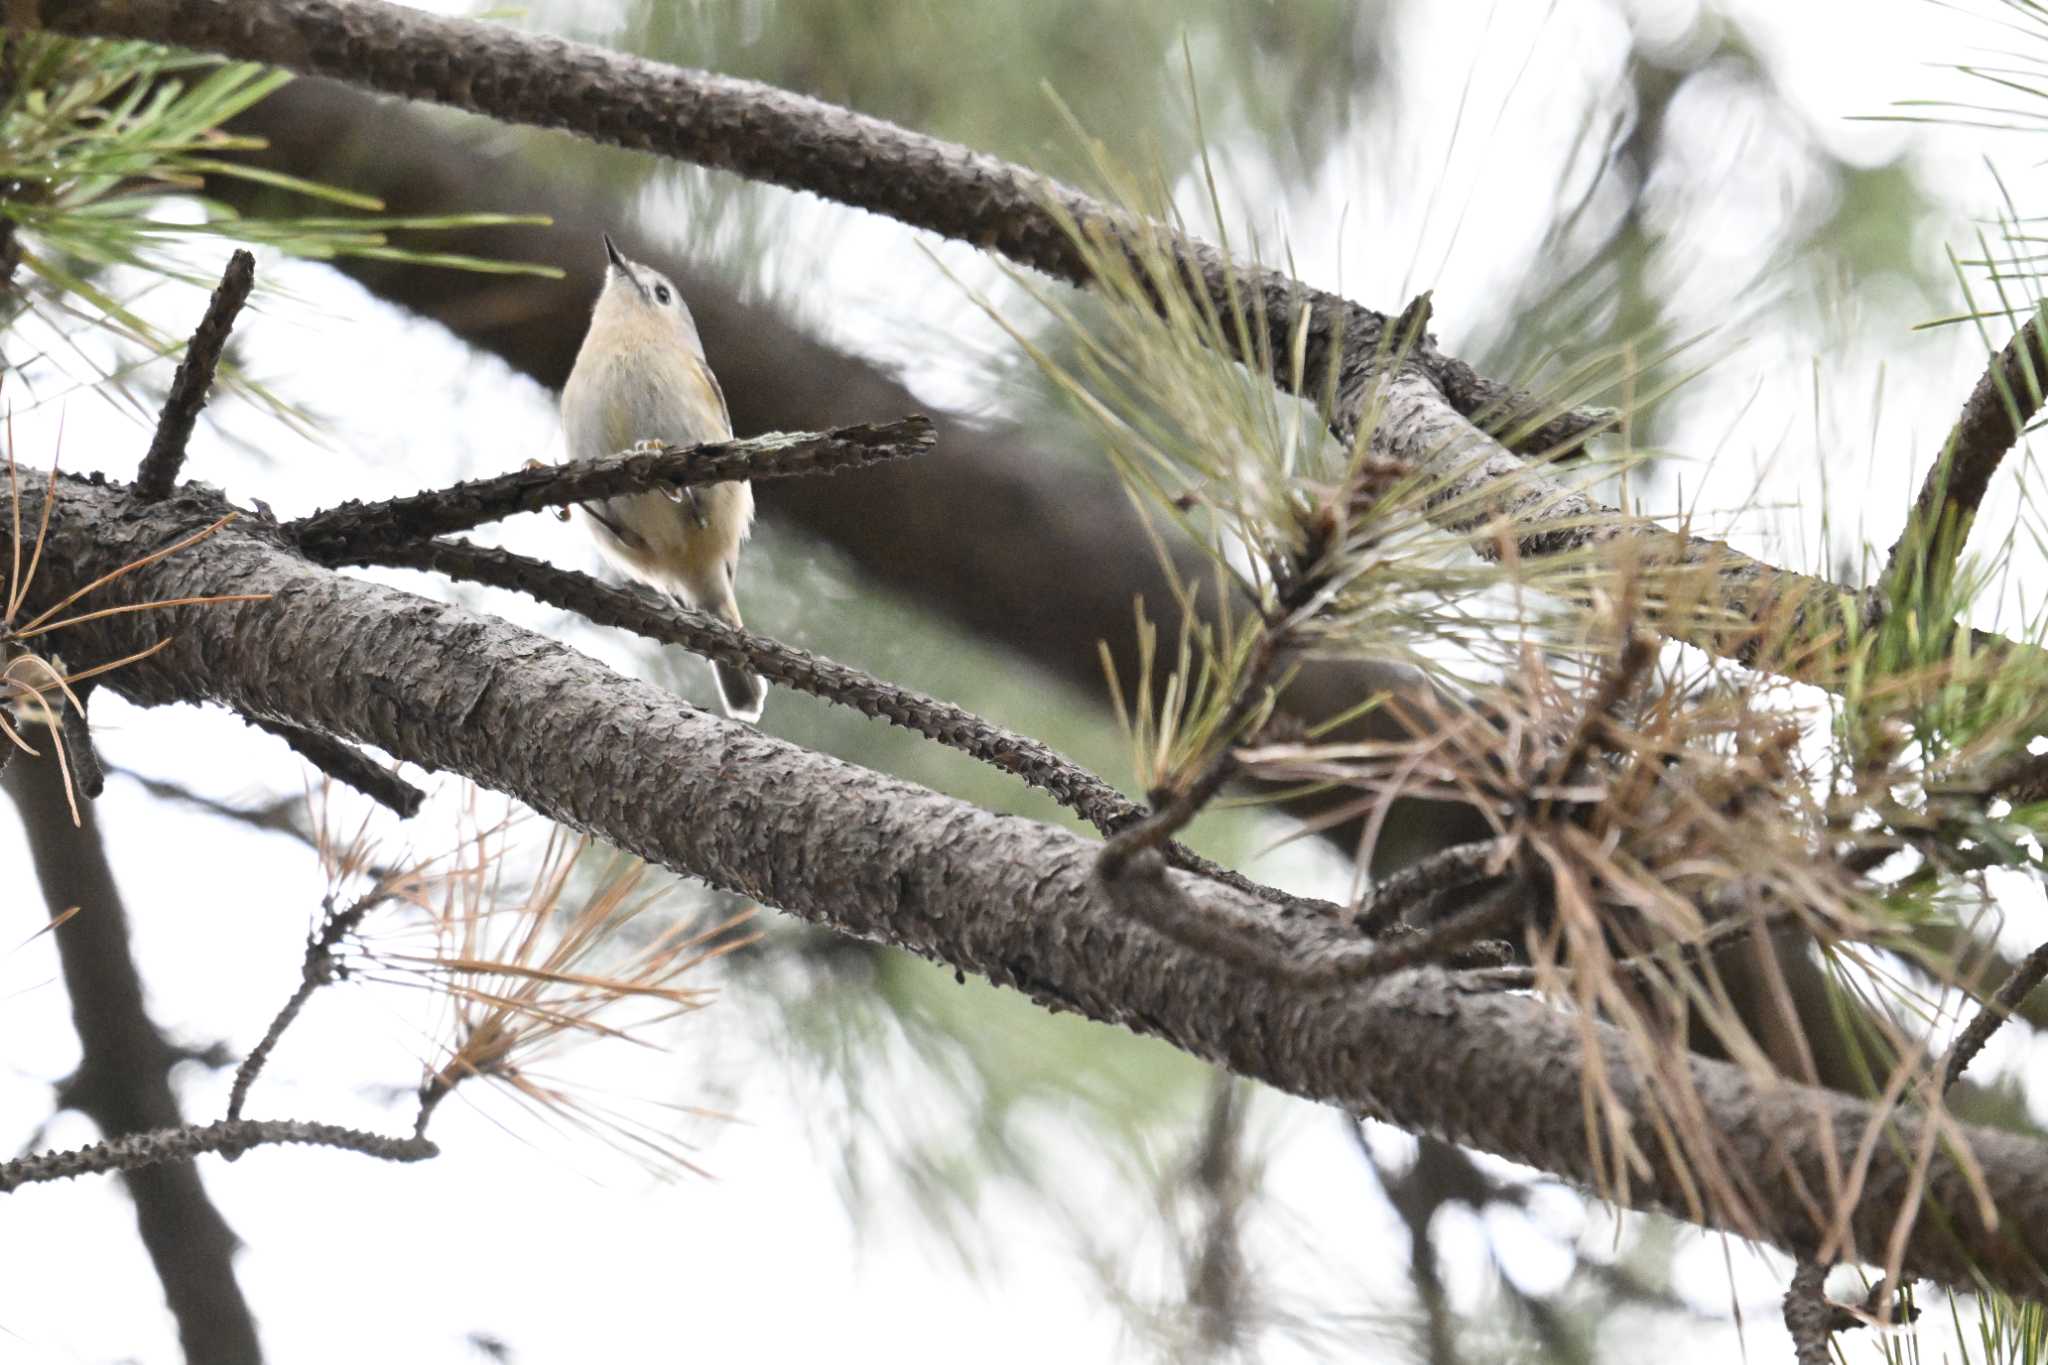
[135,249,255,502]
[251,717,423,818]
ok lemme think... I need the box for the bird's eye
[654,284,672,306]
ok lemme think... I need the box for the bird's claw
[625,440,708,526]
[525,458,573,521]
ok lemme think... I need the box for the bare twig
[1535,631,1656,822]
[1096,482,1345,883]
[135,249,254,501]
[1879,309,2048,608]
[1781,1265,1916,1358]
[251,717,423,818]
[227,887,400,1123]
[1942,939,2048,1092]
[348,534,1341,917]
[0,1118,436,1191]
[289,417,933,561]
[1097,633,1284,880]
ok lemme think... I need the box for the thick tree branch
[288,417,933,561]
[227,886,399,1123]
[1369,367,1981,684]
[18,472,2048,1300]
[135,247,254,501]
[16,0,1601,460]
[1782,1262,1834,1365]
[2,744,262,1364]
[346,533,1343,918]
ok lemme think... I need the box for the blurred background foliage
[4,0,2035,1361]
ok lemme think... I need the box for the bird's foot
[525,457,572,521]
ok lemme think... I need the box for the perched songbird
[560,234,765,721]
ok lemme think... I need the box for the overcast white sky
[3,1,2047,1361]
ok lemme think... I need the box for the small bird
[560,233,766,722]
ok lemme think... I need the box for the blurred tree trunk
[3,746,263,1365]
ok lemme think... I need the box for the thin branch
[18,0,1605,459]
[1942,940,2048,1091]
[251,717,423,818]
[1879,309,2048,605]
[1359,1130,1481,1365]
[348,533,1342,917]
[0,1117,436,1191]
[289,417,933,561]
[134,248,254,501]
[227,887,398,1123]
[1098,632,1284,880]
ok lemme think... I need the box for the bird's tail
[707,594,766,723]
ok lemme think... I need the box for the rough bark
[3,745,263,1365]
[15,470,2048,1301]
[1376,368,1857,679]
[1880,310,2048,601]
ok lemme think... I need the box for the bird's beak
[602,232,628,273]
